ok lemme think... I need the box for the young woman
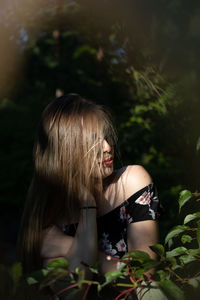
[18,93,160,279]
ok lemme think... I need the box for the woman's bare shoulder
[115,165,152,200]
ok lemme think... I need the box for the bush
[1,190,200,300]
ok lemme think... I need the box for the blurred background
[0,0,200,265]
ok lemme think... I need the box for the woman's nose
[103,139,111,153]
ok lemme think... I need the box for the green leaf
[10,262,22,285]
[99,270,123,292]
[166,247,187,258]
[178,190,192,212]
[136,281,169,300]
[73,45,97,59]
[27,277,38,285]
[116,262,126,272]
[179,254,196,265]
[159,280,185,300]
[166,257,178,270]
[47,258,69,269]
[87,262,100,274]
[39,268,68,289]
[150,244,165,257]
[97,283,102,293]
[188,248,200,255]
[184,212,200,224]
[157,270,169,281]
[9,262,23,295]
[134,268,145,278]
[142,260,160,271]
[28,269,49,282]
[168,238,174,249]
[44,57,59,69]
[196,136,200,152]
[197,220,200,248]
[181,234,192,244]
[165,225,189,245]
[123,250,150,262]
[105,270,122,283]
[188,276,200,288]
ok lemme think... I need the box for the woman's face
[101,139,114,179]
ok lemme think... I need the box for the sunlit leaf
[184,212,200,224]
[116,262,126,272]
[150,244,165,257]
[188,276,200,288]
[196,136,200,152]
[166,257,178,270]
[165,225,189,245]
[123,250,150,262]
[188,248,200,255]
[73,45,96,59]
[27,277,38,285]
[47,258,69,269]
[105,270,122,283]
[178,190,192,212]
[181,234,192,244]
[179,254,196,265]
[89,266,99,274]
[197,220,200,248]
[159,280,185,300]
[99,270,123,291]
[157,270,169,281]
[166,247,187,258]
[136,281,168,300]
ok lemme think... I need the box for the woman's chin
[101,165,114,179]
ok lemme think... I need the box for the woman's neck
[103,171,116,191]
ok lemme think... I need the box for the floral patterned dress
[61,183,161,258]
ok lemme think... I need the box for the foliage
[0,0,200,270]
[1,190,200,299]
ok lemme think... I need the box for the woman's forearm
[67,208,98,270]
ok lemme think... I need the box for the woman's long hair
[18,94,117,273]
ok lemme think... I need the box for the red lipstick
[103,158,113,166]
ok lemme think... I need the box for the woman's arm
[127,220,159,260]
[41,209,97,299]
[41,208,98,271]
[67,208,98,270]
[125,165,159,275]
[42,185,98,272]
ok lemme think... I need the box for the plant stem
[54,283,78,296]
[116,283,134,287]
[82,282,91,300]
[114,287,136,300]
[165,267,183,281]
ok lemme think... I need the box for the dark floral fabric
[61,183,161,258]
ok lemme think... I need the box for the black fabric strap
[80,206,97,209]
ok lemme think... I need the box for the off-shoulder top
[61,183,160,258]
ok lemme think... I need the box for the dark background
[0,0,200,265]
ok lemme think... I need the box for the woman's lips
[103,158,113,166]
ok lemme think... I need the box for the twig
[114,287,136,300]
[54,283,78,297]
[82,282,92,300]
[165,267,183,281]
[194,271,200,277]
